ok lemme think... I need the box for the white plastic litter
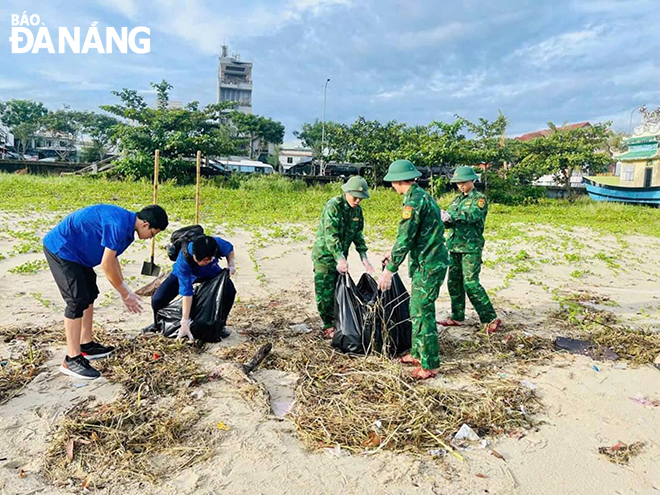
[453,424,480,442]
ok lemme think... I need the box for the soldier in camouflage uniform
[378,160,449,380]
[439,166,501,334]
[312,176,375,338]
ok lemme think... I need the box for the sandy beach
[0,212,658,495]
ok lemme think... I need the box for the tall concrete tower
[217,45,253,113]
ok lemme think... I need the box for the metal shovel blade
[141,260,160,277]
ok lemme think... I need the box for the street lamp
[320,78,330,175]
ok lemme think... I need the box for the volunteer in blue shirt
[148,234,236,340]
[43,204,169,380]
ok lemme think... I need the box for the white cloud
[128,0,355,55]
[387,21,469,48]
[0,78,24,90]
[96,0,138,20]
[35,69,111,91]
[509,26,605,67]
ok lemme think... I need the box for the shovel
[141,150,161,277]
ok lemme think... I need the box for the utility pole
[320,78,330,176]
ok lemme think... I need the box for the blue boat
[584,177,660,206]
[584,124,660,206]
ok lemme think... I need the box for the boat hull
[584,178,660,205]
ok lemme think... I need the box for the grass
[1,174,659,241]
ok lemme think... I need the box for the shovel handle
[195,151,201,224]
[150,150,159,260]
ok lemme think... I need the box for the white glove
[362,258,375,275]
[177,318,194,341]
[337,258,349,274]
[227,261,236,276]
[119,282,143,314]
[441,210,452,223]
[377,269,394,291]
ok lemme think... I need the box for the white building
[0,124,14,158]
[279,142,313,171]
[217,45,252,114]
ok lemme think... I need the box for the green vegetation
[9,259,48,274]
[0,175,659,241]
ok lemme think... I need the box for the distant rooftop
[516,122,591,141]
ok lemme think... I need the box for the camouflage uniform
[444,188,497,323]
[387,183,448,370]
[312,196,368,329]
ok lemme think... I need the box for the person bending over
[147,234,235,340]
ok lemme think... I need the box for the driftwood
[135,270,169,297]
[242,343,272,374]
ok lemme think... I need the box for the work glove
[377,269,394,291]
[441,210,452,223]
[362,258,375,275]
[337,258,349,274]
[227,260,236,276]
[177,318,194,341]
[119,282,143,314]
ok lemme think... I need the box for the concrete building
[217,45,252,113]
[279,142,313,171]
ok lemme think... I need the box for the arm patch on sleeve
[477,198,486,208]
[402,206,413,219]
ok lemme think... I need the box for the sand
[0,213,658,494]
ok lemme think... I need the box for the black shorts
[44,246,99,319]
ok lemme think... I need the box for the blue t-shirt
[172,236,234,296]
[43,205,137,267]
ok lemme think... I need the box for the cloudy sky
[2,0,659,140]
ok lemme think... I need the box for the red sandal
[322,327,335,339]
[412,367,437,380]
[485,318,502,335]
[399,354,421,366]
[438,318,463,327]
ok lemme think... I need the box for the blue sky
[2,0,660,141]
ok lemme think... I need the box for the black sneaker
[59,355,101,380]
[80,341,115,360]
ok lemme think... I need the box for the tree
[293,119,347,165]
[230,112,285,160]
[0,99,49,158]
[100,81,238,180]
[514,122,612,199]
[344,118,407,180]
[41,108,85,161]
[78,112,121,162]
[463,111,510,170]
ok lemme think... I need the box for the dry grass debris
[43,335,215,489]
[598,441,645,465]
[0,340,49,404]
[44,394,214,487]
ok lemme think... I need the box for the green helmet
[383,159,422,182]
[341,175,370,199]
[450,166,480,183]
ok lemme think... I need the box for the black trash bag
[156,269,236,342]
[331,273,372,354]
[380,273,412,356]
[332,272,412,356]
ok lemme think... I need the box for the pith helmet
[450,166,480,183]
[383,159,422,182]
[341,175,370,199]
